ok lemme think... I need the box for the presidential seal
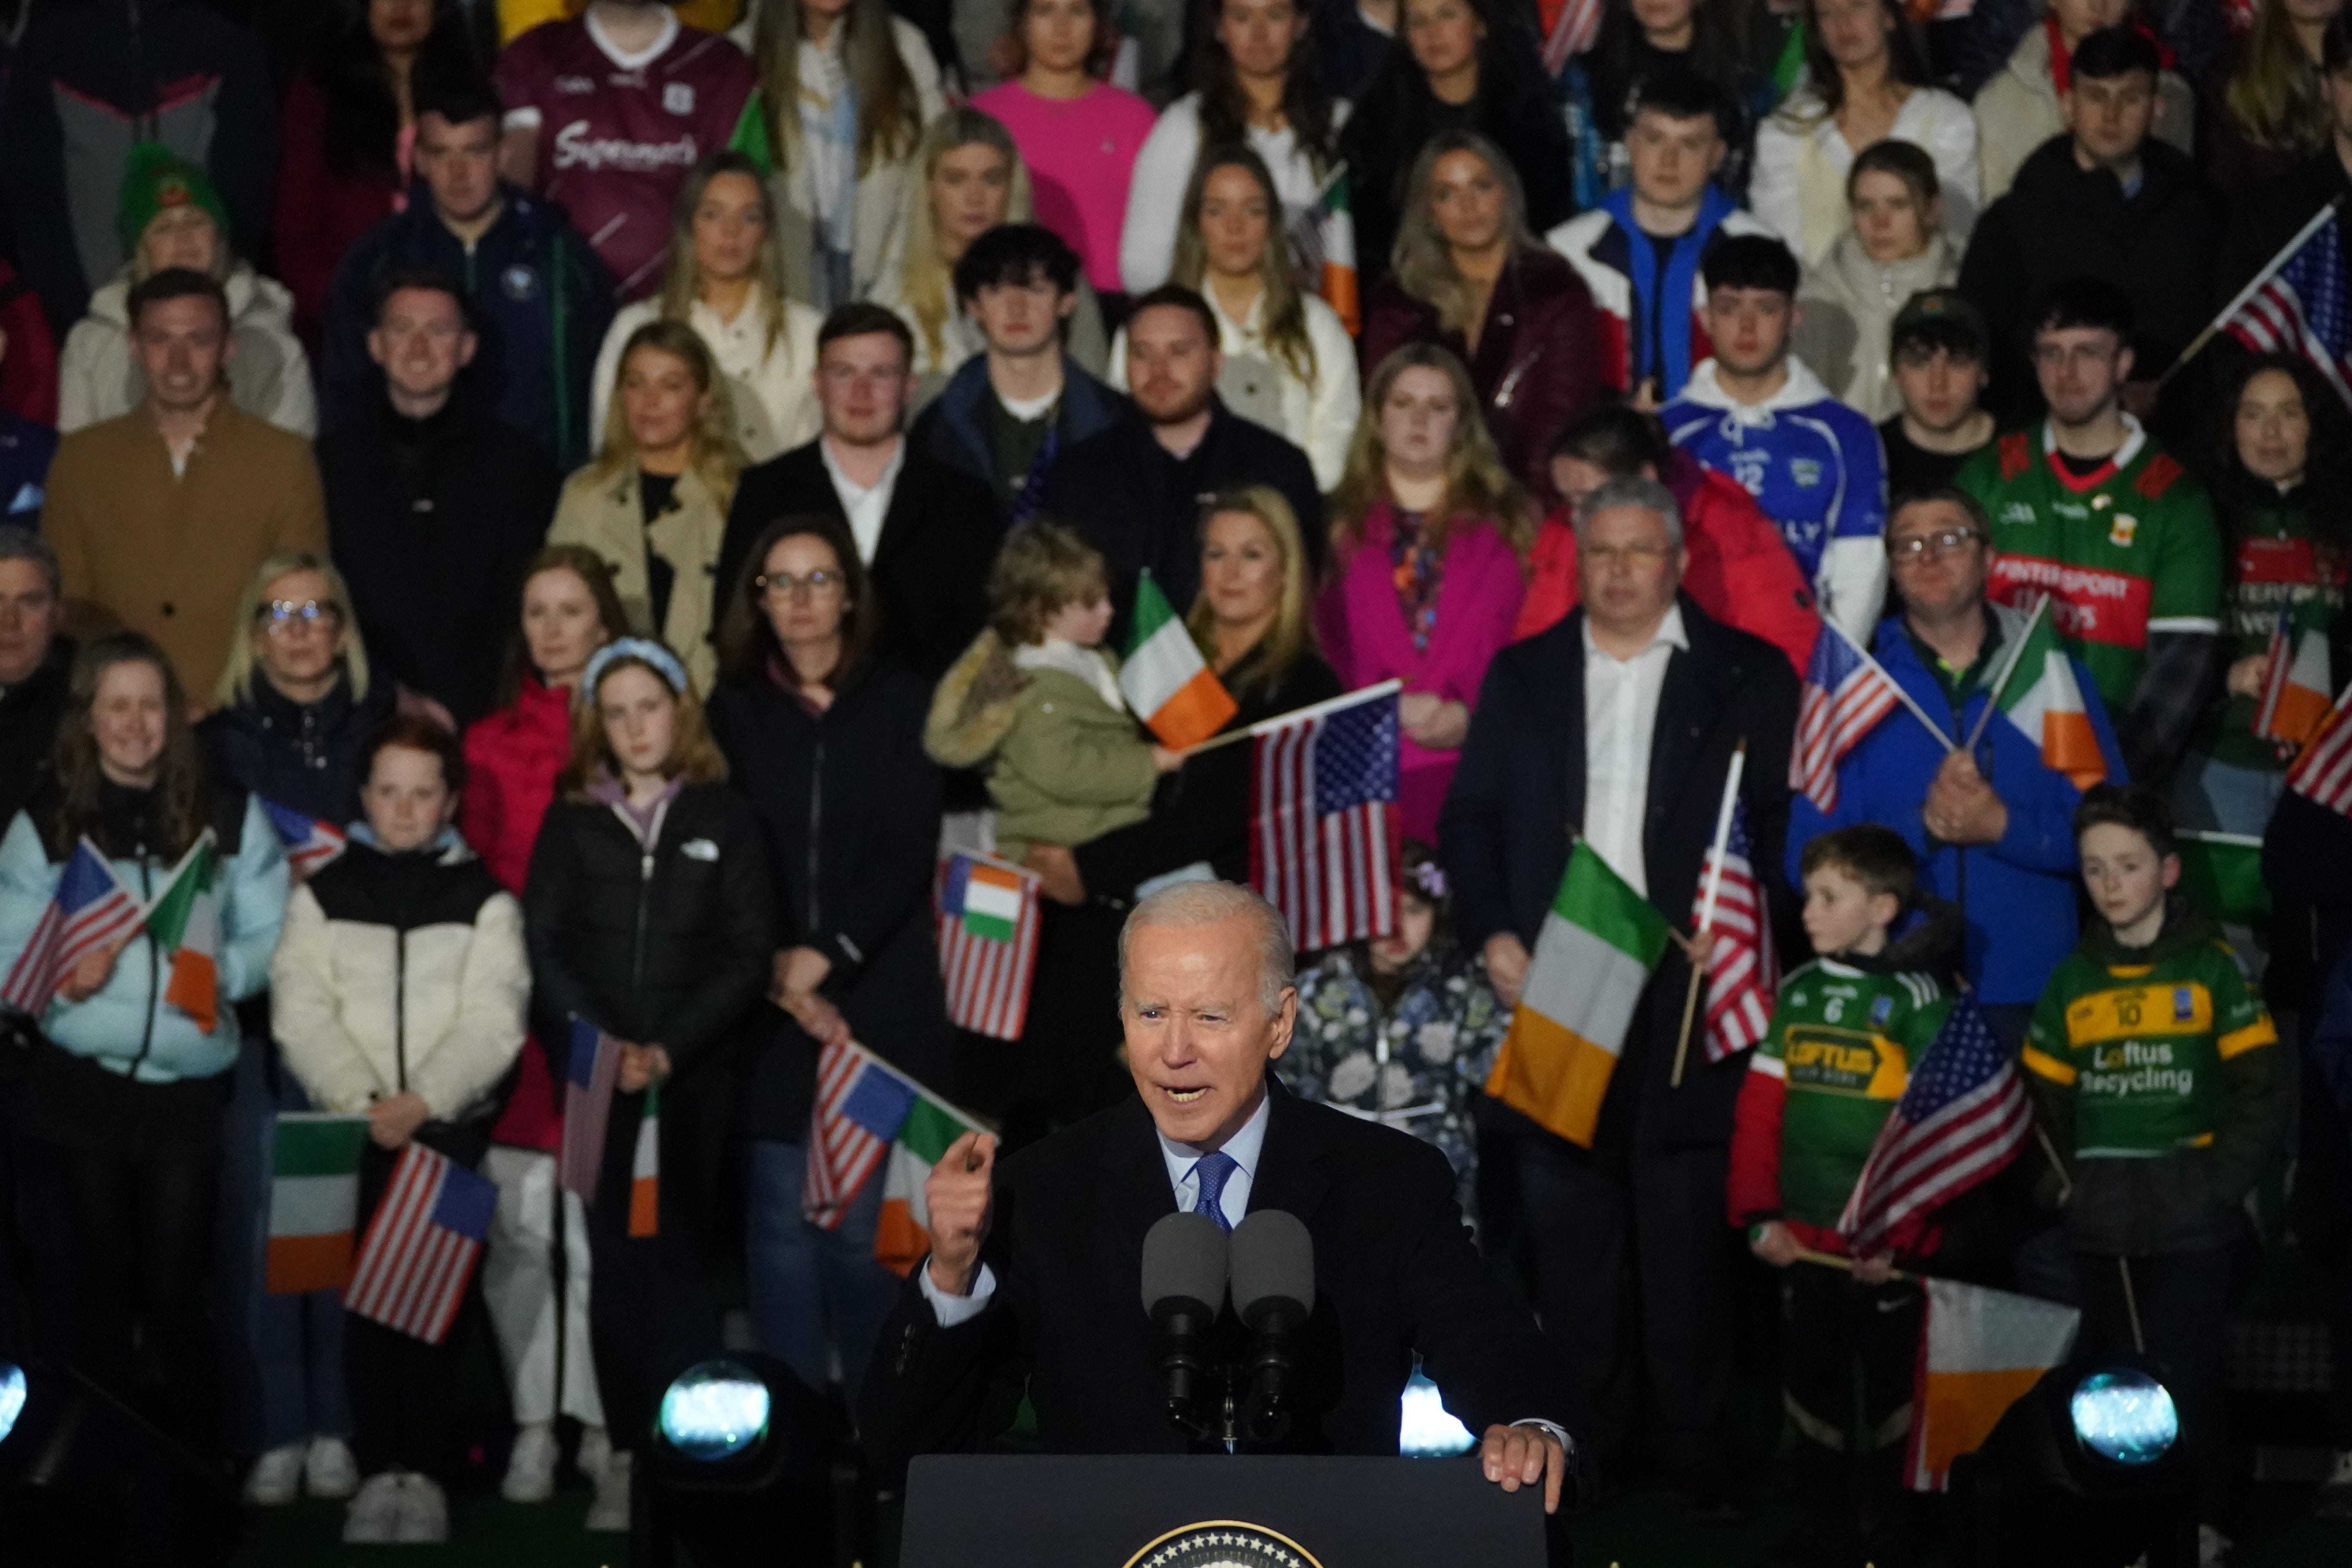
[1120,1522,1325,1568]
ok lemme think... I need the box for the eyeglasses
[1886,528,1982,561]
[757,571,844,600]
[257,599,342,635]
[1581,543,1674,569]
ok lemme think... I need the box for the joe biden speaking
[859,880,1576,1510]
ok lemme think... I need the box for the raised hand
[925,1130,998,1296]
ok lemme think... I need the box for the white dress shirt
[819,434,907,566]
[1581,604,1687,896]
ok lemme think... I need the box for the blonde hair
[2225,0,2332,155]
[1391,130,1536,338]
[900,108,1035,366]
[1185,485,1319,701]
[656,151,794,359]
[1168,144,1318,390]
[594,320,748,510]
[1330,343,1532,557]
[216,548,372,708]
[987,519,1108,645]
[752,0,927,173]
[557,649,729,798]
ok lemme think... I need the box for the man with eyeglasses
[1442,474,1797,1519]
[1956,277,2222,785]
[719,304,1003,682]
[1786,489,2125,1051]
[321,270,561,729]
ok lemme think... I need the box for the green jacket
[922,629,1158,861]
[2024,905,2289,1255]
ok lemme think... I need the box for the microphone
[1140,1211,1229,1441]
[1230,1210,1314,1446]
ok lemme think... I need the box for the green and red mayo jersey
[1957,418,2223,717]
[1729,958,1950,1253]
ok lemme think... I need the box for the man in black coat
[860,881,1576,1505]
[1957,27,2220,443]
[1042,286,1325,632]
[1439,473,1798,1514]
[319,269,559,729]
[717,305,1003,682]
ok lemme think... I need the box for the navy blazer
[1439,595,1800,1145]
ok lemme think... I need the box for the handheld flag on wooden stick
[343,1142,496,1345]
[257,798,348,877]
[803,1039,985,1275]
[1250,683,1402,950]
[265,1113,370,1293]
[1966,598,2106,789]
[2255,598,2332,747]
[0,838,144,1019]
[1673,744,1749,1088]
[1791,619,1920,811]
[1907,1280,2081,1492]
[2287,681,2352,813]
[937,853,1042,1040]
[146,830,222,1032]
[1120,569,1237,749]
[559,1020,622,1205]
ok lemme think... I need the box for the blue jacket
[1785,606,2127,1006]
[908,354,1127,520]
[0,793,288,1083]
[0,410,54,529]
[320,184,614,471]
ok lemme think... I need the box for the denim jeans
[743,1138,899,1399]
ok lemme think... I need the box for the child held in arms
[923,520,1181,859]
[1729,824,1952,1565]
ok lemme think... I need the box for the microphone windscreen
[1140,1210,1230,1318]
[1229,1209,1314,1328]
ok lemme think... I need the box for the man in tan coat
[43,267,327,705]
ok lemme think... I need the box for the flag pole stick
[1963,595,2050,753]
[1673,742,1746,1089]
[2118,1256,2146,1354]
[2156,196,2342,392]
[1793,1246,1915,1284]
[1178,679,1406,757]
[1827,617,1955,751]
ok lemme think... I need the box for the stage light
[0,1365,23,1445]
[2069,1368,2178,1468]
[1398,1369,1476,1458]
[658,1359,773,1463]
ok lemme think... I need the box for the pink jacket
[1316,504,1525,841]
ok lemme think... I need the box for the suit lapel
[1644,604,1728,883]
[1248,1081,1329,1225]
[1554,613,1589,840]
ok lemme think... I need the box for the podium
[898,1454,1548,1567]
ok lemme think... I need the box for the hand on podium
[926,1130,999,1297]
[1479,1423,1567,1514]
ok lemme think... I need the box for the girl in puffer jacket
[270,715,529,1546]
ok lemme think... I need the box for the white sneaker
[2199,1524,2232,1568]
[244,1443,305,1506]
[304,1435,359,1499]
[576,1424,612,1483]
[584,1449,632,1533]
[343,1472,405,1544]
[502,1421,559,1503]
[395,1473,450,1545]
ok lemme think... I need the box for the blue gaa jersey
[1664,357,1888,645]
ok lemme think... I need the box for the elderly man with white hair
[1441,473,1800,1519]
[857,879,1576,1506]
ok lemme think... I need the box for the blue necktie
[1191,1151,1239,1233]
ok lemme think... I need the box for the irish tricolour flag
[1120,569,1236,750]
[266,1112,370,1293]
[147,830,222,1032]
[1986,600,2106,791]
[874,1092,980,1277]
[1483,842,1671,1148]
[2258,598,2333,747]
[1907,1279,2080,1491]
[805,1040,987,1277]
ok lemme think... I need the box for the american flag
[0,837,145,1019]
[804,1036,917,1229]
[1251,689,1401,951]
[1539,0,1604,75]
[936,854,1041,1041]
[2224,203,2352,404]
[343,1142,497,1344]
[2287,682,2352,814]
[558,1019,621,1206]
[1838,998,2031,1257]
[1695,802,1776,1063]
[257,798,347,877]
[1791,621,1903,812]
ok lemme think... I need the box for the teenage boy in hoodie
[2025,784,2287,1562]
[1663,233,1889,646]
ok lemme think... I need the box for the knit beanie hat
[118,142,231,252]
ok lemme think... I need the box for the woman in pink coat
[1318,343,1532,840]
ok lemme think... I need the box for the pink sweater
[1315,504,1526,842]
[970,80,1159,294]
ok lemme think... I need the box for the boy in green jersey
[1730,825,1948,1563]
[2026,785,2288,1554]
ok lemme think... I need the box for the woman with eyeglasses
[704,513,948,1403]
[523,637,773,1534]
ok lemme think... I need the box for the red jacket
[0,260,59,426]
[1358,247,1606,507]
[463,676,574,1150]
[1513,451,1821,676]
[270,69,407,350]
[1728,1067,1939,1261]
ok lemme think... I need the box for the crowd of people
[1,0,2351,1560]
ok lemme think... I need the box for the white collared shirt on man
[820,434,906,565]
[1580,603,1689,897]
